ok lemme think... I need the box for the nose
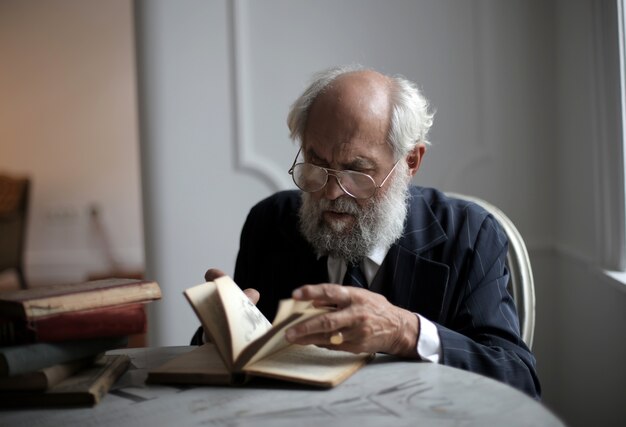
[323,174,346,200]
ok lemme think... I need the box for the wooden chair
[446,192,536,349]
[0,174,30,289]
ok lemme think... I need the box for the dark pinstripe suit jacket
[201,186,540,398]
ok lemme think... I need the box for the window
[600,0,626,281]
[620,0,626,271]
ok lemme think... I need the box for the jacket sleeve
[437,215,541,399]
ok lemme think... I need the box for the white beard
[298,162,410,264]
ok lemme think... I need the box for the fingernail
[292,289,302,299]
[285,329,296,341]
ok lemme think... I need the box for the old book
[0,356,96,391]
[0,336,128,377]
[148,276,371,388]
[0,304,147,345]
[0,278,161,320]
[0,354,130,407]
[147,343,235,385]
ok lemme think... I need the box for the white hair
[287,65,435,160]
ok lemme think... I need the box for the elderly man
[193,65,541,398]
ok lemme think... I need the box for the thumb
[204,268,226,282]
[243,288,260,305]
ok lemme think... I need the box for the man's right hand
[204,267,260,305]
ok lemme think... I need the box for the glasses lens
[337,170,376,199]
[292,163,327,192]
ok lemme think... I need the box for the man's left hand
[284,284,420,357]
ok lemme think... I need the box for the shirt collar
[326,243,390,286]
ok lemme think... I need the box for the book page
[237,299,327,369]
[183,282,234,368]
[244,345,371,387]
[272,299,322,324]
[213,276,272,363]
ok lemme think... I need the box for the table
[0,346,564,427]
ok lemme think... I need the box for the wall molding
[229,0,290,192]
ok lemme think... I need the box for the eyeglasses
[288,147,400,199]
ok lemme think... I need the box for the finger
[292,284,354,308]
[243,288,260,305]
[286,310,353,341]
[285,331,333,346]
[317,342,364,354]
[287,330,363,354]
[204,268,226,281]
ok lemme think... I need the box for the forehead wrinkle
[304,145,376,170]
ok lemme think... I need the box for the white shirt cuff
[416,313,441,363]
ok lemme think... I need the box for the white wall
[0,0,143,285]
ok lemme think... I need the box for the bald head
[287,65,434,160]
[314,70,392,123]
[305,71,393,157]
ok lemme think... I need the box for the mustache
[318,197,362,215]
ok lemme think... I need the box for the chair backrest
[0,173,30,289]
[446,192,535,349]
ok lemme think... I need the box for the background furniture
[446,192,536,349]
[0,346,564,426]
[0,174,30,289]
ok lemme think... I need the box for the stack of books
[0,278,161,407]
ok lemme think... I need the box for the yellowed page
[273,299,321,324]
[240,299,327,368]
[183,282,234,368]
[244,345,372,387]
[214,276,272,362]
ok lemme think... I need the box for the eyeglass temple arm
[377,157,401,189]
[288,147,302,174]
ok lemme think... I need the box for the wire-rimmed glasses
[288,147,399,199]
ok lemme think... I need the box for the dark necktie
[343,261,367,288]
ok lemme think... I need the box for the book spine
[0,304,146,345]
[34,304,146,342]
[85,354,132,405]
[0,336,128,377]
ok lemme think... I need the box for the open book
[148,276,371,387]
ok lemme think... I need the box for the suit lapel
[373,187,450,322]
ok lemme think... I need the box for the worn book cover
[0,304,147,345]
[0,356,96,391]
[147,276,371,388]
[0,278,161,320]
[0,336,128,377]
[0,354,130,407]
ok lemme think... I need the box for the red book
[0,304,147,345]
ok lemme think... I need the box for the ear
[406,143,426,177]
